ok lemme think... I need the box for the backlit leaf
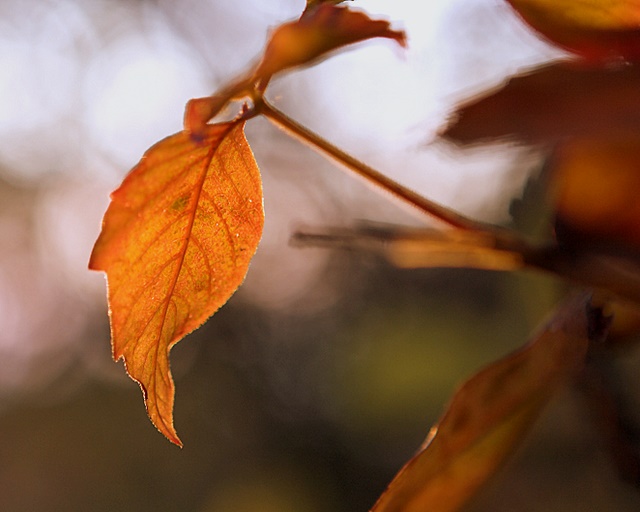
[89,121,263,446]
[184,3,406,137]
[371,293,604,512]
[506,0,640,61]
[254,2,406,79]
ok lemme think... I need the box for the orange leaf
[254,3,406,80]
[506,0,640,62]
[89,121,263,446]
[552,136,640,253]
[184,4,405,138]
[371,293,604,512]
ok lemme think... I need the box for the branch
[259,99,491,232]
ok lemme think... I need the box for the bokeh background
[1,0,640,510]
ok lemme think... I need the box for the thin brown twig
[257,99,640,305]
[259,99,491,232]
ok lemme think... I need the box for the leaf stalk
[259,99,488,231]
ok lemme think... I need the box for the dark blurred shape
[443,62,640,146]
[579,343,640,489]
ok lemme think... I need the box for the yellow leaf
[89,121,263,446]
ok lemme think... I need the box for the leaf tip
[387,26,407,49]
[137,379,184,447]
[166,431,184,448]
[154,416,183,448]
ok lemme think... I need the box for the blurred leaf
[89,122,264,446]
[184,3,406,137]
[293,221,640,304]
[305,0,351,9]
[443,63,640,145]
[552,136,640,253]
[254,3,406,79]
[293,225,525,272]
[371,293,604,512]
[506,0,640,62]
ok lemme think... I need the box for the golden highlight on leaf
[371,293,601,512]
[506,0,640,61]
[552,136,640,252]
[508,0,640,31]
[89,121,264,446]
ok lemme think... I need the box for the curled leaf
[254,3,406,80]
[371,293,606,512]
[184,96,230,142]
[89,121,264,445]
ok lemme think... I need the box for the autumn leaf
[371,293,607,512]
[506,0,640,62]
[439,61,640,299]
[89,121,263,446]
[305,0,350,9]
[551,136,640,253]
[184,3,406,137]
[253,2,406,80]
[443,63,640,146]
